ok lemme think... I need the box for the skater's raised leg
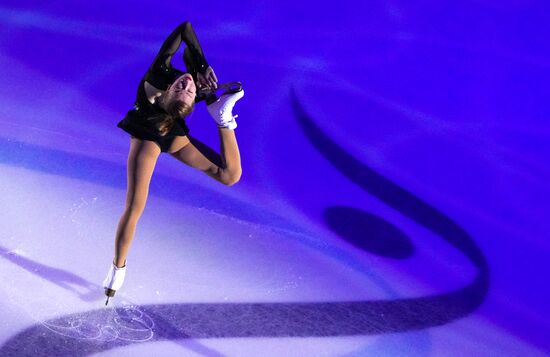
[169,90,244,185]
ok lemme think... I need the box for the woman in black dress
[102,21,244,303]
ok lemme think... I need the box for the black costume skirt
[117,110,190,153]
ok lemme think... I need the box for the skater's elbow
[181,21,193,32]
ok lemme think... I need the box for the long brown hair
[153,100,194,136]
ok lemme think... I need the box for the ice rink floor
[0,2,549,356]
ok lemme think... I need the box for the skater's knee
[224,170,241,186]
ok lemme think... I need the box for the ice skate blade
[200,82,243,105]
[198,81,242,96]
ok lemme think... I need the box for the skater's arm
[170,132,241,186]
[150,21,209,74]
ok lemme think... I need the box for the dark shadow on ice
[0,245,101,302]
[0,296,484,356]
[291,86,490,323]
[324,206,414,259]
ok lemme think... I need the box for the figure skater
[102,21,244,305]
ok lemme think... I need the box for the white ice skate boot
[103,261,126,305]
[206,89,244,130]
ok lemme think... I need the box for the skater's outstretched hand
[197,66,218,90]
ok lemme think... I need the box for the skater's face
[166,73,196,108]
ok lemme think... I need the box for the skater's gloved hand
[198,66,218,90]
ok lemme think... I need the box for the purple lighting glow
[0,1,549,356]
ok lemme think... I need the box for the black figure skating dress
[117,21,209,152]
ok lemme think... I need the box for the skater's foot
[207,89,245,130]
[102,261,126,305]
